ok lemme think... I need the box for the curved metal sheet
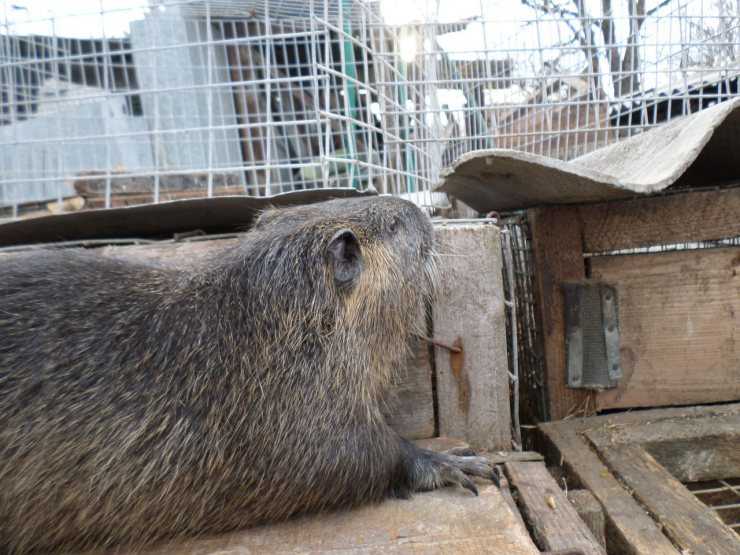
[0,188,376,247]
[437,97,740,212]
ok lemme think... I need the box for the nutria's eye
[389,219,400,233]
[327,228,363,290]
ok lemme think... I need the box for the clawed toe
[400,439,499,497]
[440,464,480,495]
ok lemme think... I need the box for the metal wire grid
[406,0,740,164]
[3,0,740,215]
[585,233,740,257]
[501,214,549,426]
[1,0,437,212]
[686,478,740,535]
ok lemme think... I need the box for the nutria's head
[239,196,436,374]
[252,195,436,301]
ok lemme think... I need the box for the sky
[3,0,682,37]
[3,0,148,37]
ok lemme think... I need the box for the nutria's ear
[328,229,362,289]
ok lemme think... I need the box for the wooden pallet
[540,403,740,555]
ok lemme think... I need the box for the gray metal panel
[563,282,621,390]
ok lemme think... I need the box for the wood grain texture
[505,461,605,555]
[382,337,435,440]
[582,405,740,483]
[539,421,680,555]
[107,484,540,555]
[579,187,740,253]
[591,247,740,409]
[595,443,740,555]
[644,436,740,483]
[432,223,511,450]
[528,207,591,421]
[567,490,606,549]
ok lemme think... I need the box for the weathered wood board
[505,461,605,555]
[579,186,740,254]
[106,484,539,555]
[644,436,740,483]
[432,222,511,450]
[539,422,680,555]
[540,403,740,555]
[582,404,740,483]
[528,206,592,421]
[383,337,435,440]
[590,247,740,409]
[594,443,739,555]
[77,441,538,554]
[526,187,740,419]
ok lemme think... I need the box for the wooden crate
[527,187,740,420]
[539,403,740,555]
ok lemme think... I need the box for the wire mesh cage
[1,0,440,214]
[410,0,740,165]
[2,0,740,216]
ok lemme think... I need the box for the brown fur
[0,196,494,554]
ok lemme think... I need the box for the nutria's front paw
[400,442,498,496]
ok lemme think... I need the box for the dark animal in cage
[0,196,495,553]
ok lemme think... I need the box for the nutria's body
[0,196,493,554]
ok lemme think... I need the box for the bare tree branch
[646,0,673,18]
[600,0,621,95]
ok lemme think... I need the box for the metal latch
[562,281,622,389]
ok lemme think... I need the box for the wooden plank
[539,421,680,555]
[110,484,540,555]
[591,247,740,409]
[581,409,740,446]
[432,223,511,450]
[595,443,740,554]
[382,336,435,440]
[644,436,740,483]
[528,206,591,421]
[99,238,240,269]
[546,401,740,431]
[414,437,544,465]
[568,490,606,549]
[504,461,605,555]
[582,406,740,482]
[579,187,740,253]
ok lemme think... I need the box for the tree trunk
[617,0,646,97]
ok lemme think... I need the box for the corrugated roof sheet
[436,97,740,212]
[0,188,375,247]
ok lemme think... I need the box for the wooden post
[505,461,606,555]
[432,222,512,450]
[528,206,591,421]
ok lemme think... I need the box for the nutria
[0,196,495,554]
